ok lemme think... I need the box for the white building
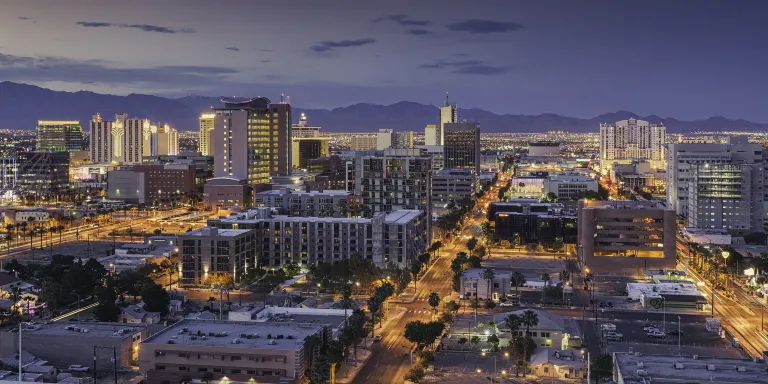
[349,135,377,150]
[89,113,149,164]
[528,142,561,157]
[199,113,215,156]
[291,112,321,138]
[376,129,393,150]
[416,145,444,171]
[89,113,113,164]
[687,163,764,233]
[492,309,581,350]
[681,227,731,245]
[147,124,179,156]
[666,137,764,218]
[543,174,598,199]
[424,124,438,146]
[439,100,458,146]
[600,118,666,167]
[432,168,478,213]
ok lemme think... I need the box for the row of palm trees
[501,309,540,377]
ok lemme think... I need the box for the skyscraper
[444,122,480,175]
[392,131,414,149]
[148,124,179,156]
[292,112,321,138]
[268,102,292,176]
[116,114,149,164]
[36,120,84,152]
[599,118,666,167]
[424,124,438,146]
[90,113,113,164]
[213,98,272,186]
[199,113,215,156]
[439,97,458,146]
[377,129,393,150]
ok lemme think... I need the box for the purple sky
[1,0,766,121]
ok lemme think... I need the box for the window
[530,332,537,337]
[541,332,550,338]
[232,369,241,374]
[156,365,166,371]
[231,356,242,361]
[213,368,222,373]
[543,367,549,373]
[197,368,208,373]
[247,370,256,375]
[178,367,187,371]
[178,353,189,358]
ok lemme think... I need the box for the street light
[721,251,730,292]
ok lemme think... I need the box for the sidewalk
[335,349,373,384]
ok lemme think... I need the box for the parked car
[68,365,89,372]
[668,329,684,336]
[643,326,659,333]
[601,323,617,331]
[499,301,516,307]
[648,331,667,338]
[606,332,623,341]
[373,335,382,342]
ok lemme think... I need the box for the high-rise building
[16,151,70,196]
[148,124,179,156]
[198,113,215,156]
[416,145,444,171]
[292,112,321,138]
[431,168,478,212]
[687,163,764,233]
[36,120,84,152]
[666,137,763,217]
[439,98,458,146]
[292,138,329,169]
[599,118,666,167]
[424,124,439,146]
[444,122,480,175]
[376,129,393,150]
[350,135,377,150]
[116,113,149,164]
[392,131,414,149]
[213,98,272,186]
[268,102,292,176]
[90,113,113,164]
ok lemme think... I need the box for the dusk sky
[1,0,766,121]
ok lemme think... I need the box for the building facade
[528,142,561,157]
[578,200,676,274]
[254,188,352,217]
[391,131,414,149]
[349,135,377,151]
[213,98,272,186]
[90,113,113,164]
[431,168,478,212]
[600,118,666,166]
[16,151,70,197]
[687,163,764,233]
[439,100,458,146]
[355,149,432,218]
[424,124,438,146]
[199,113,215,156]
[204,177,252,211]
[543,175,598,199]
[107,164,196,204]
[36,120,83,152]
[291,138,329,170]
[268,103,292,176]
[444,122,480,175]
[179,227,257,285]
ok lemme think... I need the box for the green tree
[745,232,767,245]
[481,221,494,257]
[484,298,496,314]
[141,282,170,315]
[404,321,426,348]
[467,256,482,269]
[410,259,422,292]
[475,245,487,260]
[591,354,613,383]
[340,285,353,320]
[540,273,550,302]
[487,334,500,351]
[466,237,478,257]
[446,300,460,313]
[428,292,440,319]
[482,268,496,300]
[503,314,522,374]
[93,277,121,322]
[540,192,558,203]
[512,271,526,295]
[367,295,382,339]
[514,336,537,377]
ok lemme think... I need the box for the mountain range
[1,81,766,133]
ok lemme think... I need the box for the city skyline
[0,1,767,121]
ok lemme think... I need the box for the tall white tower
[439,93,457,146]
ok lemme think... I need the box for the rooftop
[614,352,768,384]
[142,320,322,351]
[530,348,584,369]
[462,268,512,280]
[383,210,423,224]
[256,189,349,197]
[22,322,145,339]
[183,228,252,237]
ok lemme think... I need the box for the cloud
[418,59,484,69]
[310,38,376,52]
[255,48,273,52]
[75,21,196,34]
[0,52,237,87]
[454,53,469,57]
[374,14,430,26]
[407,29,431,36]
[225,47,240,51]
[447,19,523,34]
[453,65,508,75]
[18,17,30,20]
[260,59,272,63]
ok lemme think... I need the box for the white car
[68,365,89,372]
[643,326,659,333]
[647,331,667,338]
[600,323,617,331]
[605,332,623,341]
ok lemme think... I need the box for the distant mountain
[0,81,766,133]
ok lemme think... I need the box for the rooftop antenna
[445,92,449,106]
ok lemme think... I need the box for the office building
[610,161,666,193]
[460,268,513,301]
[527,141,561,157]
[432,168,478,212]
[147,124,179,156]
[0,322,147,369]
[199,113,215,156]
[349,135,377,150]
[416,145,444,171]
[444,122,480,175]
[687,163,764,233]
[16,151,70,196]
[612,352,768,384]
[268,102,292,176]
[424,124,438,146]
[213,98,272,186]
[376,129,393,150]
[543,174,598,199]
[355,148,432,218]
[107,163,196,204]
[137,319,325,384]
[89,113,113,164]
[392,131,414,149]
[254,188,353,217]
[36,120,83,152]
[489,201,577,247]
[666,137,764,218]
[146,153,214,195]
[291,112,320,138]
[578,200,676,274]
[291,138,329,170]
[179,227,257,285]
[439,98,458,146]
[600,118,666,167]
[208,208,429,268]
[204,177,252,211]
[307,154,357,191]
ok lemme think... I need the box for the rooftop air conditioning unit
[707,365,716,371]
[637,362,644,369]
[674,363,684,369]
[635,369,647,376]
[737,366,747,372]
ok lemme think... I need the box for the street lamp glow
[476,369,482,374]
[481,352,486,357]
[504,352,509,357]
[721,251,730,260]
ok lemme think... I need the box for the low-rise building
[527,142,561,157]
[349,135,376,151]
[543,174,598,199]
[529,348,586,380]
[107,163,196,204]
[612,352,768,384]
[203,177,253,211]
[681,227,732,245]
[254,188,352,217]
[489,201,577,248]
[120,304,162,324]
[460,268,513,301]
[137,320,325,384]
[431,168,478,213]
[492,309,582,350]
[179,227,257,286]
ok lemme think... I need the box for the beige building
[137,320,325,384]
[578,200,676,275]
[492,309,582,350]
[199,113,215,156]
[529,348,586,380]
[349,135,377,151]
[178,227,257,285]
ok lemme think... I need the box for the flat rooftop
[142,320,322,351]
[462,268,512,279]
[256,189,348,196]
[614,352,768,384]
[384,210,422,224]
[183,228,252,237]
[23,322,145,339]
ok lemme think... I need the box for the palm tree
[481,221,493,258]
[304,334,323,378]
[540,273,550,303]
[503,313,522,375]
[512,271,525,296]
[433,241,443,258]
[340,285,353,321]
[519,309,539,378]
[428,292,440,320]
[558,270,570,305]
[482,268,496,301]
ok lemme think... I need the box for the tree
[418,253,430,266]
[428,292,440,319]
[466,237,478,257]
[487,334,500,351]
[591,354,613,383]
[93,277,121,322]
[410,259,421,292]
[512,271,526,295]
[467,256,482,269]
[745,232,768,245]
[475,245,486,260]
[404,365,426,383]
[484,298,496,314]
[204,272,234,288]
[470,299,481,321]
[367,296,382,339]
[446,300,460,313]
[431,241,443,258]
[481,221,493,257]
[482,268,496,300]
[520,309,539,336]
[438,311,453,325]
[340,284,353,320]
[153,228,162,235]
[540,273,550,302]
[141,282,170,315]
[404,321,426,348]
[514,336,537,377]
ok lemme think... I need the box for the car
[647,331,667,338]
[668,330,684,336]
[606,332,623,341]
[600,323,617,331]
[68,365,89,372]
[499,302,514,307]
[626,297,634,302]
[607,302,614,308]
[643,325,659,332]
[373,335,382,342]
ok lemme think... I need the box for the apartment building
[178,227,257,286]
[355,148,432,218]
[431,168,478,212]
[254,188,352,217]
[349,135,377,151]
[543,174,598,199]
[599,117,666,166]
